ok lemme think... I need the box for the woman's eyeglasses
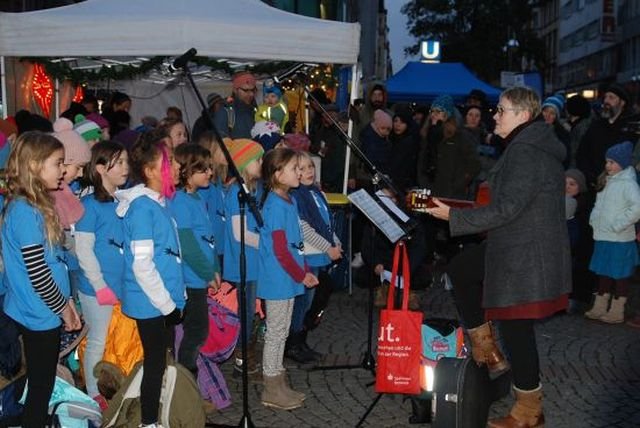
[238,87,257,93]
[495,105,520,116]
[430,108,444,114]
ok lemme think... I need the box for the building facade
[533,0,639,102]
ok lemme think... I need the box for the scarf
[291,184,334,245]
[52,182,84,229]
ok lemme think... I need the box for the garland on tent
[24,57,298,85]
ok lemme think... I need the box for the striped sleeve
[300,220,332,253]
[21,244,67,314]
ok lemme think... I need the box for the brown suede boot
[261,374,303,410]
[488,385,544,428]
[277,371,306,402]
[467,322,510,379]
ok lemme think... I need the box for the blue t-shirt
[75,194,125,298]
[257,192,305,300]
[168,190,217,289]
[223,182,263,282]
[121,195,185,319]
[2,199,71,330]
[197,180,226,257]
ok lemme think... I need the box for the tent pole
[1,56,7,119]
[342,62,359,195]
[55,78,60,119]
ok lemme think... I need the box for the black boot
[285,331,316,363]
[299,330,322,360]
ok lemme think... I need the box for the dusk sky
[387,0,419,73]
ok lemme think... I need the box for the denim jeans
[289,267,318,333]
[78,291,114,398]
[178,287,209,372]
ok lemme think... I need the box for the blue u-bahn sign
[421,41,441,63]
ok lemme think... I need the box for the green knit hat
[74,114,102,143]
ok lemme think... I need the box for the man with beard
[576,83,640,189]
[354,82,390,137]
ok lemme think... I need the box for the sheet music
[375,190,410,222]
[348,189,405,243]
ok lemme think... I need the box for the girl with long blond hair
[1,131,82,427]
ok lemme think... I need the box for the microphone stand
[174,48,262,428]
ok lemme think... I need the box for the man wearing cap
[576,83,640,188]
[191,92,225,143]
[214,71,257,140]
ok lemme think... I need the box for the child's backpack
[103,361,205,428]
[19,376,102,428]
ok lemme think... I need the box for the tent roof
[385,62,502,104]
[0,0,360,64]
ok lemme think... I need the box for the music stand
[347,189,415,426]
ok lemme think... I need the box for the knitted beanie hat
[86,112,109,129]
[232,71,256,90]
[606,83,630,104]
[565,169,587,193]
[73,114,102,143]
[282,133,311,151]
[251,121,282,151]
[0,118,18,138]
[225,138,264,172]
[431,95,455,118]
[605,141,633,169]
[565,95,591,119]
[206,92,224,108]
[263,85,282,99]
[542,95,565,116]
[53,117,91,165]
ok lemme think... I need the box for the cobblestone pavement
[206,282,640,428]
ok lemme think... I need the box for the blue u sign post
[421,41,441,63]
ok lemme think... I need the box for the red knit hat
[232,71,256,90]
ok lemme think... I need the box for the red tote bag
[375,241,423,395]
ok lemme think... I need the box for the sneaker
[351,252,365,268]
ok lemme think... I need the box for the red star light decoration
[72,85,84,104]
[32,63,54,118]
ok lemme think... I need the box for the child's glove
[95,287,118,306]
[165,307,184,326]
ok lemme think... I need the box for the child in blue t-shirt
[169,144,221,379]
[115,129,185,427]
[74,141,128,408]
[288,151,342,363]
[258,148,318,410]
[197,131,229,261]
[222,138,264,376]
[2,132,82,426]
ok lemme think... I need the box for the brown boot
[233,339,262,382]
[488,385,544,428]
[261,374,303,410]
[467,322,510,379]
[277,371,306,402]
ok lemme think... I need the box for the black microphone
[169,48,197,72]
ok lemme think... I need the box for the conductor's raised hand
[302,272,319,288]
[425,198,451,221]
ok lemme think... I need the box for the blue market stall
[385,62,502,105]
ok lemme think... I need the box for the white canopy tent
[0,0,359,63]
[0,0,361,193]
